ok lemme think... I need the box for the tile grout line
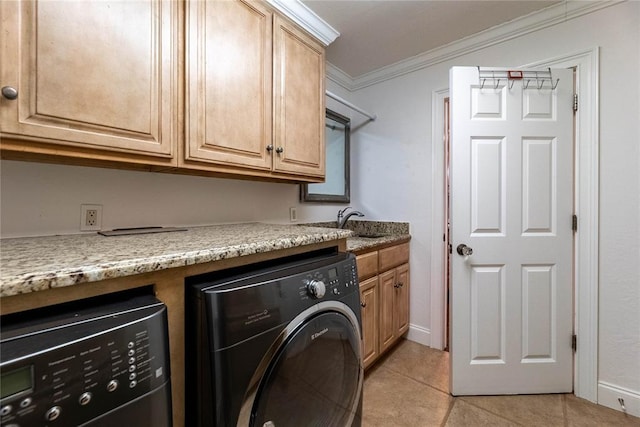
[383,362,451,396]
[439,397,456,427]
[562,394,569,427]
[458,397,527,426]
[363,364,453,426]
[367,363,455,425]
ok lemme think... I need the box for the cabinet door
[395,263,410,336]
[273,16,325,178]
[185,0,272,171]
[379,269,397,354]
[0,0,178,162]
[359,276,379,369]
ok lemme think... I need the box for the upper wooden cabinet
[0,0,179,166]
[184,0,273,172]
[1,0,326,182]
[272,15,325,178]
[182,0,325,181]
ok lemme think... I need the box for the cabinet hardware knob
[360,302,366,308]
[266,145,274,152]
[1,86,18,100]
[275,146,284,154]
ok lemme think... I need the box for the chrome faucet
[337,207,365,229]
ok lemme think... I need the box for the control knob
[305,279,326,299]
[45,406,62,422]
[107,379,119,392]
[79,392,92,406]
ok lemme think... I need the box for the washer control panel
[305,279,327,299]
[0,295,170,427]
[197,252,361,349]
[298,254,359,302]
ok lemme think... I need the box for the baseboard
[406,324,431,347]
[598,381,640,418]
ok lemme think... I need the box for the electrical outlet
[289,207,298,222]
[80,204,103,231]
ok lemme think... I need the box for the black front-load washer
[186,250,363,427]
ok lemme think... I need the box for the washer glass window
[251,311,361,427]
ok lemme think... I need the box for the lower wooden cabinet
[359,275,379,368]
[356,241,410,369]
[379,263,410,354]
[395,263,410,335]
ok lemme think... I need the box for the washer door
[250,310,362,427]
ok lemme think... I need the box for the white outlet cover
[289,207,298,222]
[80,204,103,231]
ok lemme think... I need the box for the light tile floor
[362,339,640,426]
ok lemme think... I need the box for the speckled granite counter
[0,223,352,297]
[301,220,411,253]
[346,234,410,253]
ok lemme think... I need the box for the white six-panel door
[450,67,574,395]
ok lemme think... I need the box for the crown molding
[326,62,355,91]
[265,0,339,46]
[327,0,620,91]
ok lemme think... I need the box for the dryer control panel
[0,293,171,427]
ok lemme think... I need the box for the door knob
[456,244,473,256]
[1,86,18,100]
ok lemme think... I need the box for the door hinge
[573,93,578,112]
[572,334,577,352]
[572,214,578,232]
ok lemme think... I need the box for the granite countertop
[0,223,352,298]
[301,220,411,253]
[346,234,411,252]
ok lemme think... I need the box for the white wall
[0,160,300,237]
[344,0,639,412]
[349,70,434,344]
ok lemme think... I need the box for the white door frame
[430,47,599,402]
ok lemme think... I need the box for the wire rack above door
[477,67,560,90]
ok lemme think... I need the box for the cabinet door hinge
[573,93,579,112]
[572,334,577,352]
[572,214,578,232]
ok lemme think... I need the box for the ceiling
[302,0,560,78]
